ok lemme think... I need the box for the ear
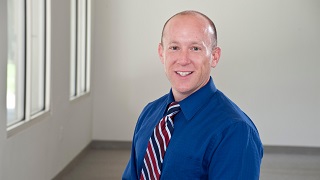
[211,47,221,68]
[158,43,165,64]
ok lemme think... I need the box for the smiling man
[123,10,263,180]
[158,11,220,102]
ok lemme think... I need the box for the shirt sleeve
[122,113,142,180]
[122,103,153,180]
[208,121,263,180]
[122,137,138,180]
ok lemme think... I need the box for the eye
[169,46,179,51]
[192,46,201,51]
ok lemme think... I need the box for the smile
[176,71,192,77]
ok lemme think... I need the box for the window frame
[6,0,26,126]
[70,0,91,100]
[7,0,51,136]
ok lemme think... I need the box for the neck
[172,77,211,102]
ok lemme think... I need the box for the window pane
[7,0,26,126]
[71,0,89,98]
[70,0,77,97]
[78,0,87,93]
[30,0,45,115]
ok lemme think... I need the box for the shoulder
[211,90,257,129]
[199,90,262,147]
[135,93,169,129]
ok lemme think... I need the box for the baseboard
[264,145,320,155]
[90,140,132,149]
[89,141,320,155]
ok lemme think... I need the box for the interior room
[0,0,319,179]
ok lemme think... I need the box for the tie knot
[166,102,181,117]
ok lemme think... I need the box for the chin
[174,87,194,95]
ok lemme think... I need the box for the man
[123,10,263,180]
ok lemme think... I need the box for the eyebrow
[167,41,204,46]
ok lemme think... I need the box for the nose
[177,49,191,66]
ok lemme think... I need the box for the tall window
[7,0,25,126]
[7,0,49,128]
[70,0,91,98]
[30,0,46,115]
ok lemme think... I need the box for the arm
[208,122,263,180]
[122,140,138,180]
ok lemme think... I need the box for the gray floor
[57,148,320,180]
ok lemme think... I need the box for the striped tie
[140,102,181,180]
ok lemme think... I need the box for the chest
[162,114,218,179]
[135,109,221,179]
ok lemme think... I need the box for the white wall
[0,0,93,179]
[0,0,319,179]
[0,0,8,179]
[92,0,320,147]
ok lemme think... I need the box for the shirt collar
[166,77,218,121]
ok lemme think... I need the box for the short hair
[161,10,218,49]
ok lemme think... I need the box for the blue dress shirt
[123,77,263,180]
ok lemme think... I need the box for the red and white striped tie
[140,102,181,180]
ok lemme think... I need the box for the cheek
[163,57,174,68]
[163,61,172,73]
[200,59,212,74]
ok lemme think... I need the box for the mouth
[176,71,193,77]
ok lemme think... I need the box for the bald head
[161,10,218,49]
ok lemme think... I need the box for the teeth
[177,71,192,76]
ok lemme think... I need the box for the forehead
[163,14,211,43]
